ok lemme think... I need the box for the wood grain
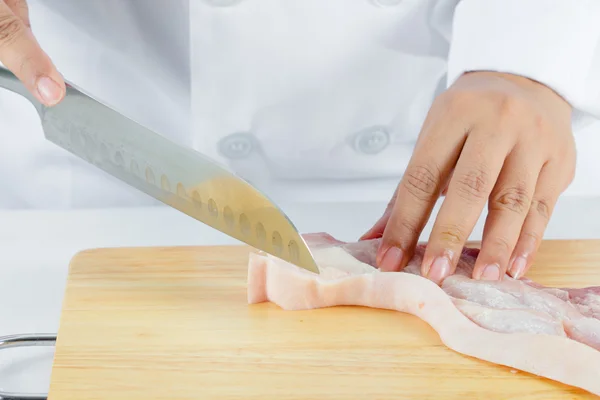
[48,240,600,399]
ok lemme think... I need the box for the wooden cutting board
[48,240,600,399]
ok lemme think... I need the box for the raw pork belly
[247,232,600,396]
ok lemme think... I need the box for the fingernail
[36,76,62,106]
[379,247,403,271]
[510,256,527,279]
[481,263,501,281]
[427,256,450,284]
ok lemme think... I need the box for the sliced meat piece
[564,317,600,352]
[442,275,583,320]
[451,298,568,336]
[564,288,600,319]
[247,232,600,396]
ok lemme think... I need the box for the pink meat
[247,232,600,396]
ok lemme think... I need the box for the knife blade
[0,66,319,274]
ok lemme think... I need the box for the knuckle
[455,166,490,202]
[533,198,552,220]
[436,87,475,116]
[521,230,542,245]
[490,184,531,214]
[493,94,543,132]
[17,0,29,11]
[398,217,422,238]
[488,235,512,255]
[437,223,467,246]
[533,114,550,134]
[18,1,31,28]
[497,95,524,119]
[402,164,440,201]
[0,14,23,47]
[442,90,475,114]
[8,0,29,13]
[17,53,33,75]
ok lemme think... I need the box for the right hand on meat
[0,0,64,106]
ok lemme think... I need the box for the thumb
[359,210,391,241]
[0,1,65,106]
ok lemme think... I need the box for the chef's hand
[0,0,64,105]
[362,71,575,283]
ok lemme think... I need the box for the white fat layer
[313,247,376,279]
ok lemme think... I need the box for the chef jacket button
[203,0,243,7]
[353,126,390,155]
[371,0,403,6]
[218,133,255,159]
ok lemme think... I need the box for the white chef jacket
[1,0,599,209]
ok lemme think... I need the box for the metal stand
[0,334,57,400]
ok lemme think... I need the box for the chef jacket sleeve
[446,0,600,129]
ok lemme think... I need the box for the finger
[376,117,469,272]
[508,161,565,279]
[5,0,29,26]
[0,1,65,106]
[471,146,541,281]
[421,131,511,284]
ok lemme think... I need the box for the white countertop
[1,196,600,395]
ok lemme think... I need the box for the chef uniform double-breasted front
[1,0,599,209]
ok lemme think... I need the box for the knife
[0,66,319,274]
